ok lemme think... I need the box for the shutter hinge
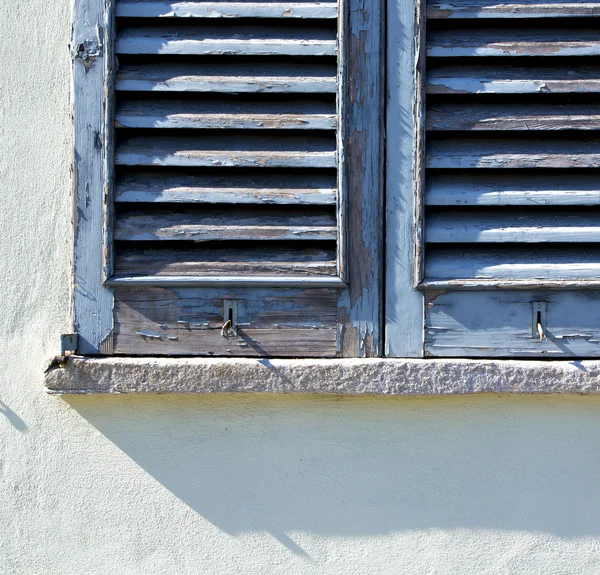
[60,333,79,355]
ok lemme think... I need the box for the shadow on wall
[64,393,600,551]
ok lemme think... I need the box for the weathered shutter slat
[115,62,337,93]
[427,211,600,243]
[115,171,336,204]
[426,248,600,282]
[116,135,337,168]
[427,0,600,19]
[427,29,600,57]
[426,174,600,206]
[115,208,337,241]
[427,139,600,168]
[422,0,600,357]
[427,103,600,131]
[116,98,336,130]
[116,25,336,56]
[116,1,339,19]
[115,245,337,277]
[427,65,600,95]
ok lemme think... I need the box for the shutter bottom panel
[113,286,339,356]
[425,290,600,357]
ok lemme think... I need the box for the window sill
[44,356,600,396]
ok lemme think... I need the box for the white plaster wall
[2,2,600,573]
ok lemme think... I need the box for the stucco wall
[2,1,600,573]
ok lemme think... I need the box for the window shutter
[387,0,600,357]
[72,0,383,356]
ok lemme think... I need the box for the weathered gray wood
[426,248,600,281]
[72,0,115,355]
[427,210,600,243]
[116,135,337,168]
[115,208,337,241]
[427,65,600,94]
[426,173,600,206]
[113,286,338,356]
[425,291,600,357]
[384,0,424,356]
[334,0,384,356]
[427,103,600,131]
[115,245,337,276]
[116,62,337,93]
[116,25,336,56]
[116,171,336,204]
[109,276,345,286]
[427,29,600,57]
[427,138,600,168]
[116,0,338,18]
[115,98,336,130]
[427,0,600,19]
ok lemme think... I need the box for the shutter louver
[422,0,600,356]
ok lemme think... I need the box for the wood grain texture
[115,98,337,130]
[116,0,338,19]
[426,173,600,206]
[116,25,336,56]
[113,286,339,356]
[115,208,337,241]
[116,135,337,168]
[115,245,337,276]
[384,0,424,356]
[427,0,600,19]
[72,0,115,354]
[115,171,336,204]
[336,0,384,356]
[427,103,600,131]
[426,210,600,243]
[116,62,337,93]
[427,65,600,94]
[427,138,600,168]
[425,290,600,357]
[428,29,600,57]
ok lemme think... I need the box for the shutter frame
[72,0,384,357]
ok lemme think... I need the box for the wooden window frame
[71,0,384,356]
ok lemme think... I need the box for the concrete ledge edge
[44,356,599,396]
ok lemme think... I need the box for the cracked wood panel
[116,0,339,19]
[115,62,337,93]
[427,0,600,19]
[72,0,115,354]
[113,286,338,355]
[116,24,337,56]
[425,291,600,357]
[427,65,600,94]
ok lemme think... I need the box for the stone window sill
[44,356,600,395]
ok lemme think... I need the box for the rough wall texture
[2,1,600,574]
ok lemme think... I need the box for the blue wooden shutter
[387,0,600,357]
[72,0,383,356]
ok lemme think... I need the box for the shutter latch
[532,302,547,341]
[221,300,238,338]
